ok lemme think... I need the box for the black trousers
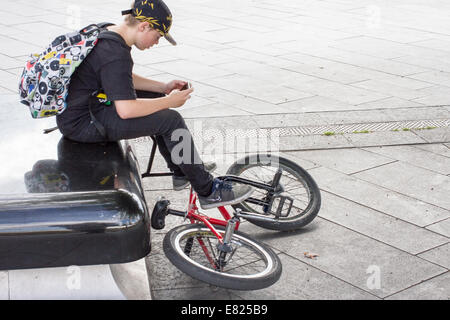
[57,90,213,196]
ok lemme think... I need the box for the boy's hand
[167,87,194,108]
[164,80,188,94]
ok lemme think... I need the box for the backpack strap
[97,22,115,29]
[88,90,108,140]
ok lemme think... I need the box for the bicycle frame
[165,188,237,244]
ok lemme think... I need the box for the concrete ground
[0,0,449,299]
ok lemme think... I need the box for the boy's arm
[132,73,167,93]
[132,73,187,94]
[114,87,193,119]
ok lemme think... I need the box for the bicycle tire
[163,224,282,290]
[227,154,321,231]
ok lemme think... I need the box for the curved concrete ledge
[0,257,150,300]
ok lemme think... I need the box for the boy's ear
[138,21,149,31]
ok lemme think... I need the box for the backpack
[19,22,114,119]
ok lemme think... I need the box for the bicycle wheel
[163,224,282,290]
[227,154,321,231]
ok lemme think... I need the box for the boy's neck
[107,24,135,47]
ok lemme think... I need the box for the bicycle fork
[215,212,241,270]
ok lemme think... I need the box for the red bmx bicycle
[143,137,321,290]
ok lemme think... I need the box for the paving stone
[414,38,450,53]
[408,70,450,87]
[206,74,315,105]
[278,96,355,113]
[238,217,446,298]
[387,271,450,300]
[393,54,450,73]
[152,286,242,300]
[318,191,448,255]
[287,148,394,175]
[277,134,352,151]
[330,36,409,59]
[281,60,369,85]
[0,69,21,92]
[413,85,450,105]
[285,43,429,76]
[233,254,377,300]
[150,59,233,81]
[339,25,434,44]
[252,113,325,128]
[413,143,450,158]
[418,243,450,269]
[363,145,450,175]
[0,35,42,58]
[179,103,252,119]
[353,161,450,210]
[344,130,426,147]
[308,166,450,227]
[412,127,450,143]
[214,60,315,87]
[286,78,390,105]
[0,271,8,300]
[426,219,450,238]
[356,97,425,109]
[350,79,431,101]
[0,53,24,70]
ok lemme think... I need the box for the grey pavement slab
[0,272,8,300]
[343,130,427,147]
[149,60,233,82]
[409,70,450,87]
[350,79,431,101]
[413,143,450,158]
[232,254,377,300]
[277,96,355,113]
[206,74,315,105]
[387,271,450,300]
[412,126,450,143]
[418,243,450,270]
[277,134,352,151]
[363,145,450,175]
[317,191,448,255]
[286,148,394,175]
[308,166,450,227]
[426,219,450,238]
[413,85,450,105]
[238,217,446,298]
[353,161,450,210]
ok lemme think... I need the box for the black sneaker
[198,178,254,210]
[172,161,217,191]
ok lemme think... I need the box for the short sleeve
[99,59,137,101]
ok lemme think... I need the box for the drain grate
[268,119,449,136]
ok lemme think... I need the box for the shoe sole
[173,181,190,191]
[199,187,254,210]
[172,162,217,191]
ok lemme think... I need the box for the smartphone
[181,82,192,90]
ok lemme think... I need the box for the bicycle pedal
[272,195,293,218]
[151,199,170,230]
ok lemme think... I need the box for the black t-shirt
[56,29,137,136]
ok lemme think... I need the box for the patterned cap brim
[164,32,177,46]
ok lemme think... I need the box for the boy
[56,0,253,209]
